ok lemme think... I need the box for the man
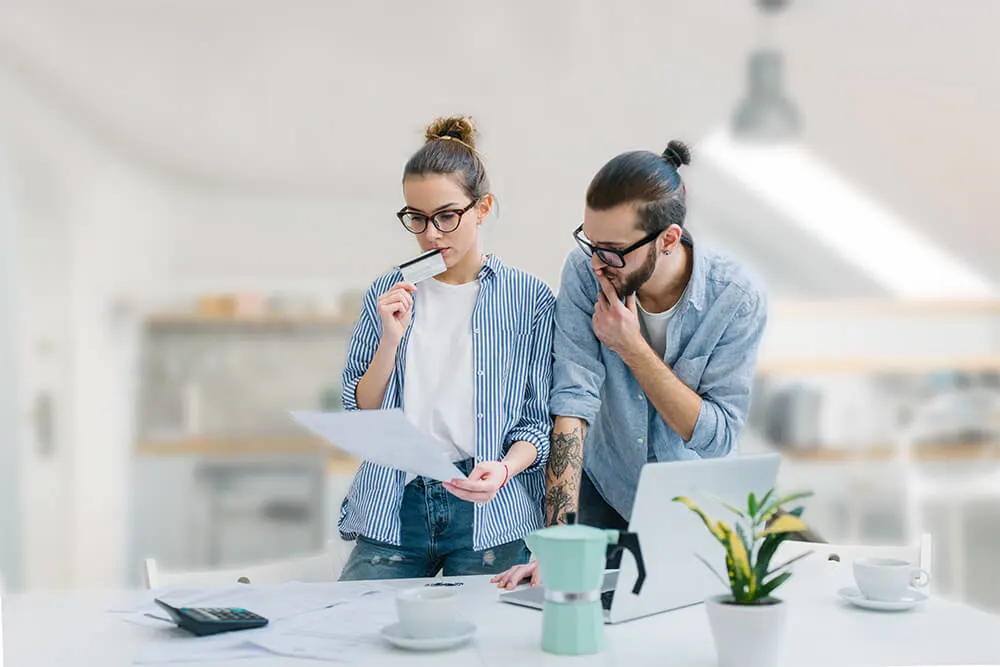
[492,140,768,589]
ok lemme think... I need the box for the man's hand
[593,274,644,358]
[491,560,541,590]
[443,461,507,504]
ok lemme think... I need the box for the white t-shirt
[638,297,679,359]
[402,276,480,482]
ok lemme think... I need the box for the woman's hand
[491,560,541,589]
[443,461,508,504]
[377,281,417,343]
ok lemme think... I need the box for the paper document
[251,589,396,661]
[130,584,397,664]
[289,408,468,482]
[112,582,342,621]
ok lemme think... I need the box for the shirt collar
[478,253,503,281]
[683,231,708,311]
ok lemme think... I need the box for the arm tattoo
[545,425,585,525]
[546,483,575,526]
[548,429,584,479]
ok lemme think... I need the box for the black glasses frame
[397,199,479,234]
[573,224,661,268]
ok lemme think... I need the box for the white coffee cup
[853,557,930,602]
[396,587,461,638]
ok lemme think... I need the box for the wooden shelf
[779,442,1000,462]
[136,435,326,455]
[134,436,360,474]
[145,312,357,327]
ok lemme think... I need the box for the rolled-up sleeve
[685,287,768,456]
[550,252,606,425]
[505,288,556,471]
[340,284,382,412]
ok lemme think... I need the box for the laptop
[499,453,782,624]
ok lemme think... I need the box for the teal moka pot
[523,513,646,655]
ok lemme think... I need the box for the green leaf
[725,548,749,602]
[672,496,726,543]
[758,571,793,598]
[759,491,814,522]
[753,531,792,585]
[703,493,748,519]
[760,513,808,536]
[735,523,753,565]
[754,489,775,519]
[694,552,730,589]
[747,492,759,517]
[766,549,815,577]
[721,523,754,602]
[720,500,748,519]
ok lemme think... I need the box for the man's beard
[601,246,657,298]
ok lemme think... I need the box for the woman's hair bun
[662,139,691,169]
[425,115,478,149]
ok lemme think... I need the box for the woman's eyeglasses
[397,199,479,234]
[573,224,660,268]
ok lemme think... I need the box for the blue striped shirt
[338,254,555,551]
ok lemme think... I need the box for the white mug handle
[911,568,931,588]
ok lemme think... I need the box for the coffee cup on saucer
[853,557,930,602]
[395,586,463,639]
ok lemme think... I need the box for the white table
[5,563,1000,666]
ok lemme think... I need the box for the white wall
[1,59,173,589]
[0,155,22,592]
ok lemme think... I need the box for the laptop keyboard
[601,590,615,610]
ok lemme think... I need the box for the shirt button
[478,413,484,419]
[638,394,645,401]
[473,328,480,334]
[638,438,645,444]
[478,370,485,376]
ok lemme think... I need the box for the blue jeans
[338,459,531,580]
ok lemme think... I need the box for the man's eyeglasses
[397,199,479,234]
[573,224,660,269]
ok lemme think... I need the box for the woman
[337,115,555,580]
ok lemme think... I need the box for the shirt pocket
[672,353,710,390]
[497,326,534,419]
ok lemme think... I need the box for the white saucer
[837,586,928,611]
[380,621,476,651]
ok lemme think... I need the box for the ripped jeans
[338,458,531,581]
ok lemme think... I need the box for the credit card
[397,248,447,284]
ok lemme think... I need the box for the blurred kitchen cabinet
[129,452,326,586]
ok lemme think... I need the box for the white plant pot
[705,594,788,667]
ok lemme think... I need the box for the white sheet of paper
[277,589,395,639]
[134,628,266,664]
[254,589,395,661]
[130,585,395,664]
[289,408,468,482]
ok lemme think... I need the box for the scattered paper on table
[126,584,399,664]
[134,627,267,664]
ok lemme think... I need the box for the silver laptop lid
[607,454,781,623]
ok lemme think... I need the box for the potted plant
[672,489,814,667]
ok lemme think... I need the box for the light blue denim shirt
[550,237,768,520]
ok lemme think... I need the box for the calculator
[154,598,269,636]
